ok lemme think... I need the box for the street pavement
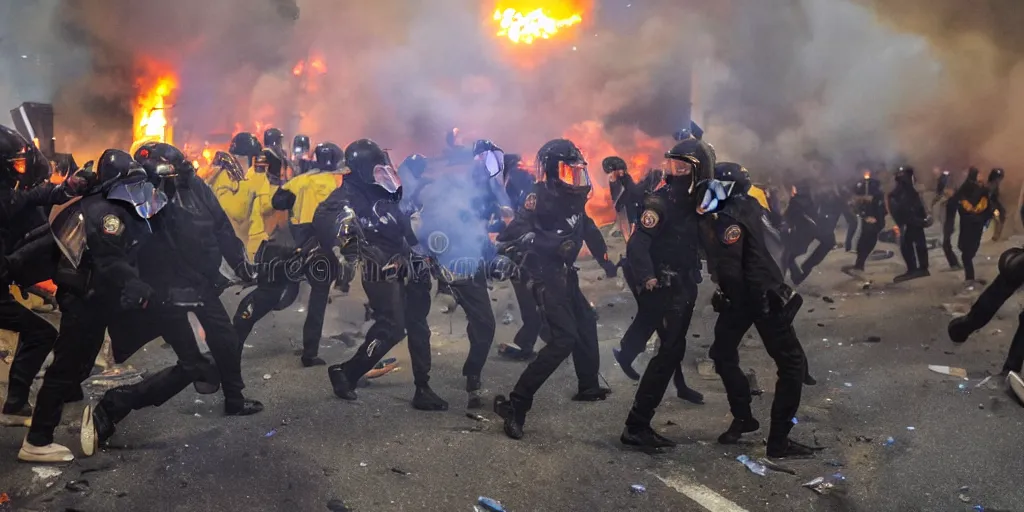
[1,226,1022,512]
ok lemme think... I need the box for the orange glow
[493,4,583,44]
[133,72,177,146]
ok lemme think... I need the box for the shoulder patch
[102,214,124,236]
[640,209,660,229]
[721,224,742,245]
[524,193,537,211]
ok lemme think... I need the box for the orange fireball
[134,73,177,146]
[492,2,584,44]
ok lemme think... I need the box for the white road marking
[655,473,751,512]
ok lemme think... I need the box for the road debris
[906,426,915,431]
[865,335,882,343]
[359,462,368,467]
[476,496,506,512]
[883,437,895,447]
[736,454,767,476]
[929,365,968,379]
[802,473,845,495]
[758,458,796,475]
[65,480,90,493]
[630,484,646,494]
[326,499,352,512]
[390,467,410,475]
[263,373,272,380]
[466,412,490,422]
[975,375,994,388]
[822,296,835,303]
[264,429,277,438]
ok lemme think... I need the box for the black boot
[804,374,817,386]
[302,356,327,367]
[948,316,975,343]
[328,364,357,400]
[193,360,221,395]
[412,385,449,411]
[493,395,526,440]
[717,417,760,444]
[612,348,640,381]
[572,386,612,402]
[225,398,264,416]
[466,375,483,410]
[620,426,677,449]
[766,438,817,459]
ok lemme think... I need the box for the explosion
[133,73,177,147]
[493,5,583,44]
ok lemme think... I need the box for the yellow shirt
[281,171,345,224]
[748,185,771,211]
[208,167,266,257]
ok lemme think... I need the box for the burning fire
[134,74,177,146]
[493,5,583,44]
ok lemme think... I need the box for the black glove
[121,280,154,310]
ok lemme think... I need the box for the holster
[711,288,731,313]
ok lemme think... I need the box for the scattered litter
[906,426,915,431]
[958,383,969,392]
[476,496,506,512]
[825,460,844,467]
[792,417,799,425]
[865,335,882,343]
[390,467,410,476]
[193,399,204,405]
[855,436,873,443]
[262,374,272,380]
[31,467,63,480]
[243,344,254,349]
[823,338,829,342]
[465,412,490,422]
[736,454,767,476]
[929,365,968,379]
[817,323,825,327]
[822,296,835,303]
[802,473,846,495]
[843,382,853,388]
[325,499,352,512]
[630,484,646,494]
[666,420,677,426]
[501,312,514,325]
[979,403,985,410]
[976,376,994,389]
[359,462,368,467]
[758,458,796,475]
[65,480,90,493]
[991,329,1003,335]
[193,413,202,418]
[883,437,895,447]
[959,494,972,503]
[264,429,277,438]
[960,485,970,492]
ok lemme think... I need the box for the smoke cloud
[2,0,1022,210]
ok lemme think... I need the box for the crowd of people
[1,121,1022,467]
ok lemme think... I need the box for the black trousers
[709,304,806,450]
[958,221,985,281]
[782,236,811,279]
[337,277,433,388]
[899,225,929,272]
[511,278,551,353]
[27,291,111,446]
[1,292,58,411]
[186,297,245,400]
[853,221,883,269]
[625,283,697,428]
[942,208,961,268]
[956,272,1024,373]
[510,269,600,411]
[618,266,691,393]
[233,280,288,344]
[300,258,339,360]
[842,210,858,251]
[448,271,496,378]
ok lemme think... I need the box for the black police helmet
[665,138,715,183]
[97,149,145,191]
[313,142,344,171]
[229,132,263,157]
[989,168,1005,182]
[293,134,311,154]
[896,165,916,183]
[536,138,585,182]
[602,156,627,174]
[400,154,428,179]
[714,162,751,195]
[345,138,389,185]
[133,142,192,182]
[0,124,51,190]
[472,139,502,157]
[263,127,284,148]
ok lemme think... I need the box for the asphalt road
[1,227,1022,512]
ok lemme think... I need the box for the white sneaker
[80,404,97,457]
[18,439,73,463]
[1007,371,1024,405]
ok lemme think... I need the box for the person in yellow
[207,132,266,257]
[272,142,347,245]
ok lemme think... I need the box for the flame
[134,73,177,146]
[493,5,582,44]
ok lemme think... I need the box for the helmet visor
[475,149,505,179]
[107,172,168,219]
[667,157,697,177]
[557,161,591,188]
[372,164,402,194]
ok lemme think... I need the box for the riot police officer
[0,125,85,424]
[324,139,448,411]
[934,169,961,270]
[889,166,931,283]
[954,167,990,282]
[23,150,173,462]
[604,156,642,241]
[696,168,814,459]
[842,172,887,273]
[493,139,610,440]
[781,180,824,285]
[617,142,710,449]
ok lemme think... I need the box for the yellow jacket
[281,170,345,224]
[247,167,292,246]
[748,185,770,211]
[208,167,267,257]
